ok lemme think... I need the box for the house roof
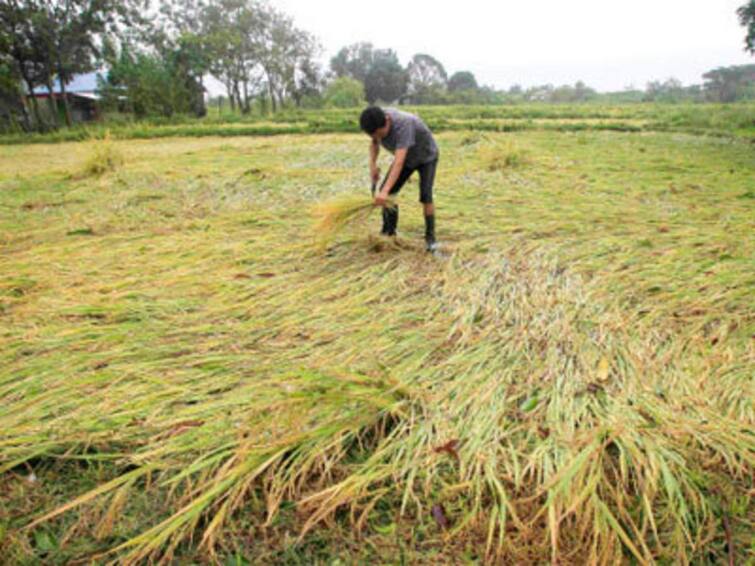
[33,71,107,95]
[73,92,101,100]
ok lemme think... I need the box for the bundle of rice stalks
[312,195,395,249]
[478,140,532,171]
[82,131,124,177]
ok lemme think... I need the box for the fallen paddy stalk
[2,246,752,564]
[1,130,752,564]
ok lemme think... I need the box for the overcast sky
[270,0,752,92]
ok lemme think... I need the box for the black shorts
[381,159,438,204]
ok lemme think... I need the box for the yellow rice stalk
[311,195,395,249]
[82,131,124,177]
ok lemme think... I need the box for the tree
[203,0,264,114]
[549,81,597,103]
[42,1,99,126]
[738,1,755,54]
[102,0,211,119]
[102,43,196,117]
[644,78,678,102]
[175,34,211,116]
[154,0,212,116]
[38,0,145,127]
[525,84,554,102]
[158,0,207,36]
[364,49,407,104]
[406,53,447,103]
[291,54,323,107]
[257,9,320,111]
[0,50,31,131]
[0,0,145,129]
[448,70,478,92]
[330,42,374,83]
[203,0,319,114]
[0,1,52,129]
[323,76,364,108]
[703,64,755,102]
[573,80,597,101]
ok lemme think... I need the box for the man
[359,106,439,252]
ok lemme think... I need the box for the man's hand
[374,148,407,206]
[374,190,390,207]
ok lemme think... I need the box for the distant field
[1,103,754,145]
[0,126,753,563]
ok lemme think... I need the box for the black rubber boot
[381,207,391,235]
[382,205,399,236]
[424,214,436,251]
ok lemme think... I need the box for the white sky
[270,0,753,92]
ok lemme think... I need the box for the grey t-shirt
[381,108,438,169]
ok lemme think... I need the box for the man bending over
[359,106,440,252]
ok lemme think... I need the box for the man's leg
[382,206,399,236]
[418,160,438,250]
[380,166,413,236]
[423,202,435,245]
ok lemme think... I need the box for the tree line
[1,0,143,131]
[641,66,755,103]
[1,0,754,132]
[323,46,755,107]
[1,0,321,131]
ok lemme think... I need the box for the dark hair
[360,106,386,134]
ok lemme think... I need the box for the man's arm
[375,147,408,206]
[369,139,380,185]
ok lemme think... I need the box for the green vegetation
[329,42,755,106]
[1,102,754,146]
[0,0,144,131]
[324,77,366,109]
[0,119,752,563]
[739,0,755,54]
[3,1,753,133]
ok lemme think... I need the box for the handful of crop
[312,195,396,249]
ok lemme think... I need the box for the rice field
[0,121,753,564]
[3,102,754,145]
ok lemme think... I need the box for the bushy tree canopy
[201,0,319,113]
[330,42,375,83]
[703,64,755,102]
[406,53,447,101]
[738,1,755,54]
[364,49,407,104]
[324,76,364,108]
[448,71,478,92]
[0,0,145,130]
